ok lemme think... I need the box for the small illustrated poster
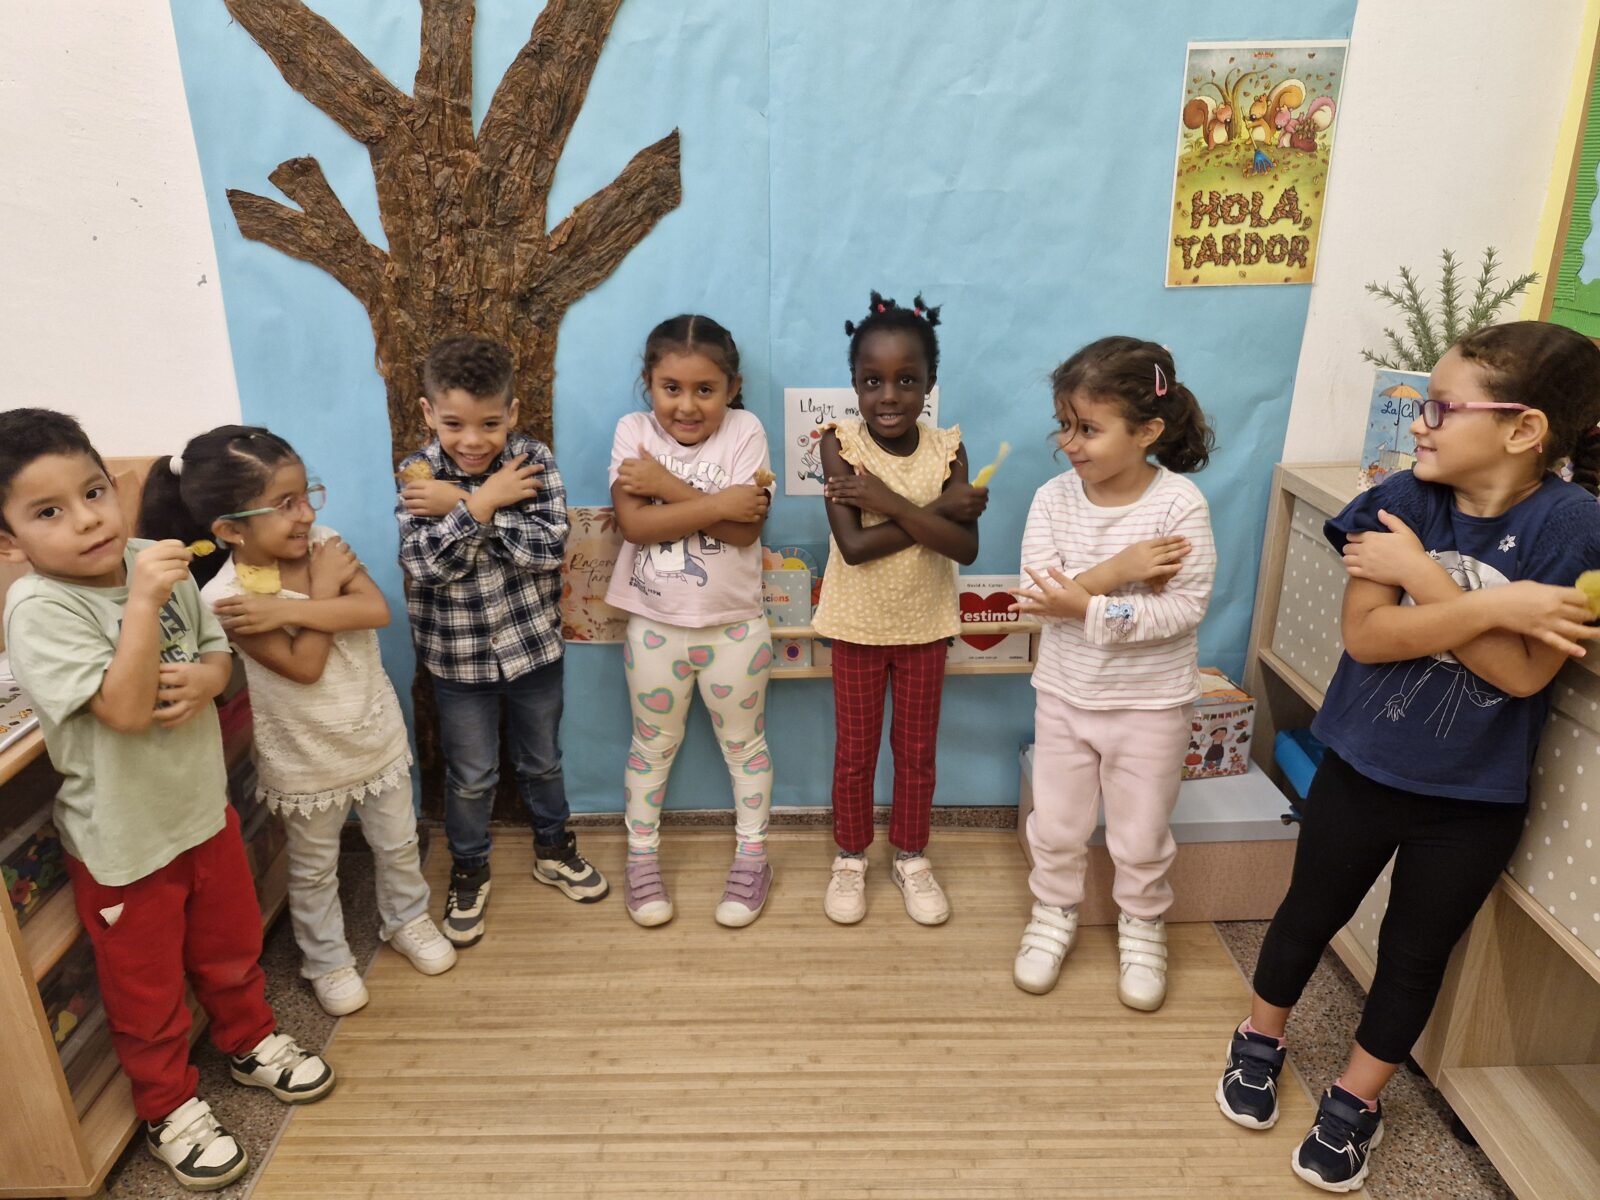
[762,568,813,670]
[1358,369,1430,491]
[560,507,629,644]
[1167,40,1347,287]
[950,576,1031,666]
[784,386,940,495]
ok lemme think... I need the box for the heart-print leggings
[622,614,774,860]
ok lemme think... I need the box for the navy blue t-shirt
[1312,470,1600,803]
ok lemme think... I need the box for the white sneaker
[1117,912,1168,1011]
[1013,902,1078,994]
[146,1097,248,1191]
[229,1031,336,1103]
[892,855,951,926]
[823,854,868,924]
[311,965,369,1016]
[389,914,458,976]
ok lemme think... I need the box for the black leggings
[1253,750,1526,1064]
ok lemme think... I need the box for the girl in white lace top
[140,425,456,1016]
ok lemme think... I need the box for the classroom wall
[0,2,240,452]
[8,1,1578,814]
[160,0,1359,813]
[1282,0,1590,461]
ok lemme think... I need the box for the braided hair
[844,291,942,382]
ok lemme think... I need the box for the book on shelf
[0,652,41,753]
[1358,369,1429,491]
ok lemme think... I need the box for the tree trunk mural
[224,0,681,818]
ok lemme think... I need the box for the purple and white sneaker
[714,860,773,928]
[624,858,674,927]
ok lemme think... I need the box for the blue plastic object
[1274,729,1326,804]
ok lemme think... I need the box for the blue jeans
[433,658,570,870]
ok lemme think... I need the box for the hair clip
[170,455,185,476]
[1154,364,1168,398]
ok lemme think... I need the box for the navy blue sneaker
[1292,1085,1384,1192]
[1216,1025,1287,1129]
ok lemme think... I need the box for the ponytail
[1152,382,1214,474]
[1570,427,1600,497]
[135,426,300,586]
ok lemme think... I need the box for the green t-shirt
[3,539,231,885]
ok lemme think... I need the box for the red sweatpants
[65,805,276,1122]
[830,638,948,854]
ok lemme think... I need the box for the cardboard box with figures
[1183,668,1255,780]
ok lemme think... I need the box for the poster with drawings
[783,387,940,496]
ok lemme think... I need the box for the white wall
[0,2,239,455]
[1282,0,1589,462]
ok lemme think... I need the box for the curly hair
[423,334,515,404]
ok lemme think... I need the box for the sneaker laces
[448,878,482,910]
[161,1101,223,1149]
[400,918,445,950]
[251,1033,309,1074]
[319,965,362,990]
[901,863,938,895]
[830,861,866,895]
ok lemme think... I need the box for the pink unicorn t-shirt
[605,408,770,628]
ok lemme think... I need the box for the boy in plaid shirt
[397,335,607,947]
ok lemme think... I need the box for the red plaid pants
[830,638,948,853]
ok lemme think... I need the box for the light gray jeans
[281,780,431,979]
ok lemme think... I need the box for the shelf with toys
[0,457,292,1198]
[1244,461,1600,1200]
[766,621,1042,679]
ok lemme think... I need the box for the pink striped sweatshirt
[1019,467,1215,710]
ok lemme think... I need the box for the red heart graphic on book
[958,590,1020,650]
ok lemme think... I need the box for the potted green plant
[1356,249,1538,489]
[1362,247,1538,371]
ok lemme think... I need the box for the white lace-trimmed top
[201,526,411,815]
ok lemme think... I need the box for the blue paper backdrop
[168,0,1355,813]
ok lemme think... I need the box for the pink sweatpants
[1026,692,1193,920]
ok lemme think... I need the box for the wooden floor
[254,830,1318,1198]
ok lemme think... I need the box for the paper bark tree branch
[223,0,681,456]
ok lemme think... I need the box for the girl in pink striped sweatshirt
[1009,337,1217,1011]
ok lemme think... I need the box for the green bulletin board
[1549,39,1600,337]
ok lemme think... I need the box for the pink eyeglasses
[1419,399,1530,429]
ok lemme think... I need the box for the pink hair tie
[1154,364,1168,398]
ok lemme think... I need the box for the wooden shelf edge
[1256,647,1327,710]
[1439,1064,1600,1200]
[0,728,45,787]
[771,660,1036,680]
[1495,874,1600,987]
[769,621,1041,639]
[22,879,78,983]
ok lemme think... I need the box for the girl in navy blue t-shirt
[1216,322,1600,1192]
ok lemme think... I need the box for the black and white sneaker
[444,863,492,946]
[534,831,609,902]
[146,1097,249,1191]
[1292,1085,1384,1192]
[229,1031,335,1104]
[1217,1024,1287,1129]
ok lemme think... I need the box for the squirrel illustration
[1182,97,1234,148]
[1249,79,1335,151]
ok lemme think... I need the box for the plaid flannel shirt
[396,433,568,684]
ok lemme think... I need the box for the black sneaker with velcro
[1216,1025,1287,1129]
[1292,1085,1384,1192]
